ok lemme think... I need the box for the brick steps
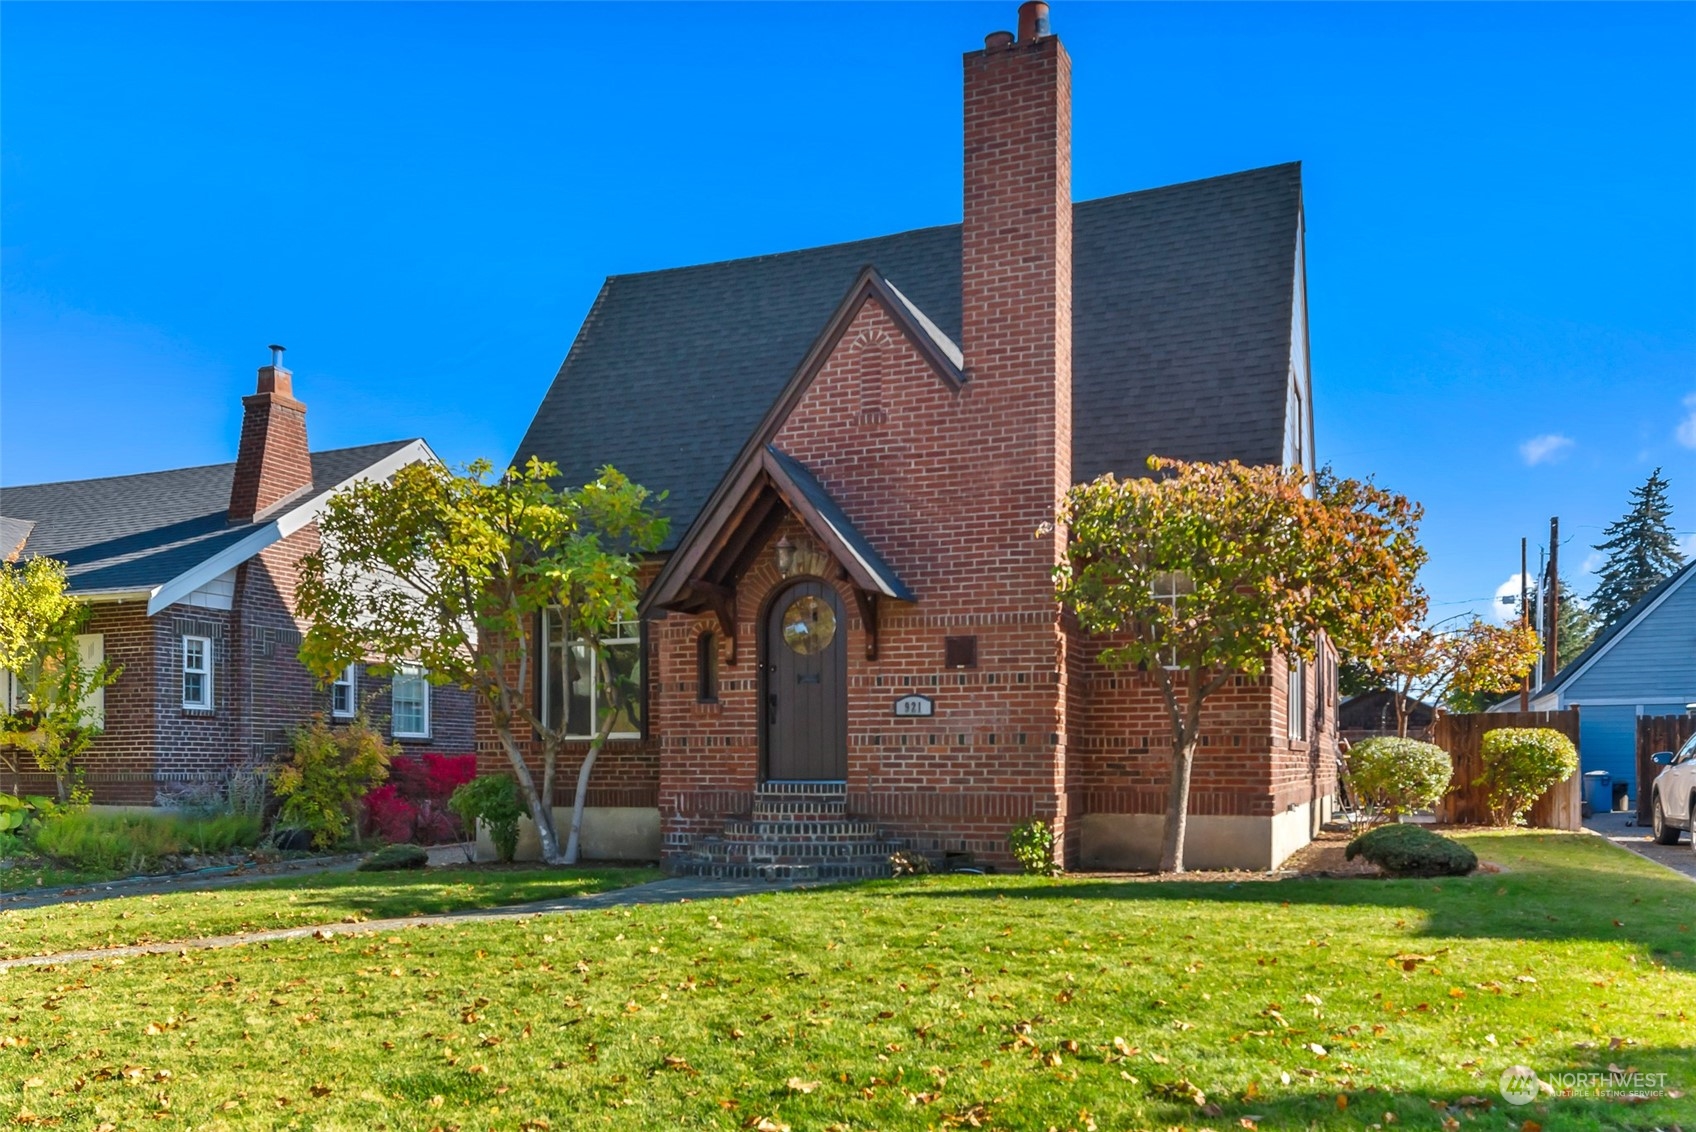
[668,782,903,880]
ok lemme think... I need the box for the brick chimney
[228,345,313,523]
[962,1,1072,548]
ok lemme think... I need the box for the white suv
[1649,731,1696,846]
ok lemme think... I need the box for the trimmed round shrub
[1478,727,1579,826]
[1344,738,1453,818]
[1345,823,1477,877]
[357,843,429,872]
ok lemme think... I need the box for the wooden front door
[764,579,847,782]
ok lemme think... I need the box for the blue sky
[3,2,1693,621]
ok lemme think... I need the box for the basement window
[182,635,213,711]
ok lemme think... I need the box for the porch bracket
[690,578,739,665]
[853,587,879,661]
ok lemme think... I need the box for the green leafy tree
[1052,459,1426,872]
[296,459,667,864]
[0,557,118,802]
[273,715,393,849]
[1589,468,1684,627]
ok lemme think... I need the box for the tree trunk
[563,738,602,865]
[1158,725,1199,873]
[493,718,561,862]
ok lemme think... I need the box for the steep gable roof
[0,441,426,608]
[516,163,1304,550]
[1534,559,1696,704]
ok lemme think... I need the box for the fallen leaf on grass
[786,1077,820,1094]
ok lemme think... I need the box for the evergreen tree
[1589,469,1685,626]
[1553,576,1597,668]
[1508,575,1597,670]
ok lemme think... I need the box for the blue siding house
[1529,560,1696,797]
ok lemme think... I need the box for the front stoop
[667,782,904,881]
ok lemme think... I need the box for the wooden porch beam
[853,587,879,662]
[689,579,739,665]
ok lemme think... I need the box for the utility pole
[1519,536,1530,710]
[1544,516,1560,684]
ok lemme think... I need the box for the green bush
[358,843,430,872]
[1344,823,1477,877]
[29,811,262,875]
[1008,818,1060,877]
[0,793,59,837]
[272,715,393,849]
[1478,727,1579,826]
[1344,738,1453,818]
[449,775,525,863]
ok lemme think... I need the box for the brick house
[0,349,475,804]
[496,2,1336,872]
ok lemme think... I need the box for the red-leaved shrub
[361,753,477,844]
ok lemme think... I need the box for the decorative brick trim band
[1067,789,1275,818]
[847,791,1054,820]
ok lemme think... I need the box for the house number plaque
[892,693,935,718]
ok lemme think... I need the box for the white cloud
[1519,434,1574,466]
[1489,572,1530,625]
[1581,550,1604,575]
[1677,393,1696,449]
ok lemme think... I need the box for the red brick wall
[1065,638,1339,827]
[228,364,312,523]
[53,520,477,804]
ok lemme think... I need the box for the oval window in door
[781,595,837,655]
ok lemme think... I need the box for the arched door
[764,579,848,782]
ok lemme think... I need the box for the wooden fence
[1432,709,1583,830]
[1636,715,1696,825]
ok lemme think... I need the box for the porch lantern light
[774,535,796,578]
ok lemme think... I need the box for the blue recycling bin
[1583,770,1611,816]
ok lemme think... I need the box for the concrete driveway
[1585,809,1696,882]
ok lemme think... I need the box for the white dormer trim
[145,439,438,617]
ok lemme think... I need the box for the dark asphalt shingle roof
[516,163,1303,550]
[767,446,913,603]
[0,442,414,595]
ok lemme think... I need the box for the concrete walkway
[0,875,805,972]
[1585,809,1696,882]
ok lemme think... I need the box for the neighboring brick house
[0,349,475,803]
[496,2,1337,872]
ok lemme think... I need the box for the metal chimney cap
[267,344,287,366]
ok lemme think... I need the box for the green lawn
[0,865,661,958]
[0,860,113,893]
[1,833,1692,1131]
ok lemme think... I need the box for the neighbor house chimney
[228,345,312,523]
[962,0,1072,538]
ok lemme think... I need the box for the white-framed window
[541,608,641,739]
[182,635,213,710]
[1289,655,1308,741]
[331,662,358,718]
[76,633,105,729]
[1151,571,1194,669]
[391,665,430,739]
